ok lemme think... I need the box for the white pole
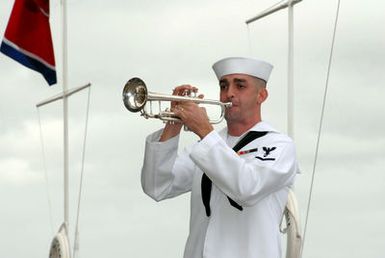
[62,0,69,226]
[287,0,294,139]
[245,0,302,24]
[245,0,301,138]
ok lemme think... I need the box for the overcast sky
[1,0,385,257]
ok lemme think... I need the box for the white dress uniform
[141,121,299,258]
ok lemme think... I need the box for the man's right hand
[159,84,199,142]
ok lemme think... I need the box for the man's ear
[257,88,268,104]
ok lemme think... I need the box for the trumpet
[122,77,232,124]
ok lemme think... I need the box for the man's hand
[160,84,205,141]
[173,97,214,139]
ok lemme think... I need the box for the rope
[36,108,55,235]
[73,85,92,258]
[300,0,341,256]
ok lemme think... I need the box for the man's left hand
[174,101,214,139]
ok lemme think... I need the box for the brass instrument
[122,77,231,124]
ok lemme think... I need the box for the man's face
[219,74,266,123]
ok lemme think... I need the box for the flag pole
[288,0,294,139]
[246,0,302,139]
[62,0,69,228]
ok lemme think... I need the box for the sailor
[141,57,299,258]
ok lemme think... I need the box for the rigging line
[36,107,55,235]
[73,85,92,258]
[300,0,342,256]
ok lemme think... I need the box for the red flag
[1,0,57,86]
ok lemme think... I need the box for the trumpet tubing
[122,77,231,124]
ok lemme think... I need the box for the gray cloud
[1,0,385,257]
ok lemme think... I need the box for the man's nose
[226,85,235,99]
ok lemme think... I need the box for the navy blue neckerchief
[201,131,268,217]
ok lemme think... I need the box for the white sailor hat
[212,57,273,82]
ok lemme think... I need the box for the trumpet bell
[122,77,148,112]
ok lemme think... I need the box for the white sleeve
[141,129,195,201]
[189,130,297,207]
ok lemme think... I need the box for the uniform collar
[248,121,278,133]
[219,121,279,138]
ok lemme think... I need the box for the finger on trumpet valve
[182,89,189,96]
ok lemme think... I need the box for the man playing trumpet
[141,57,299,258]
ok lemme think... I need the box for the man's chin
[225,112,240,123]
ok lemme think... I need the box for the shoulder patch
[262,146,276,157]
[255,146,277,161]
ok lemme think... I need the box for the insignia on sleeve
[255,146,277,161]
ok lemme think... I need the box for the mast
[287,0,295,138]
[246,0,302,139]
[62,0,69,228]
[37,1,91,257]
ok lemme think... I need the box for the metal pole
[36,83,91,108]
[245,0,302,24]
[62,0,69,226]
[245,0,302,138]
[288,0,294,139]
